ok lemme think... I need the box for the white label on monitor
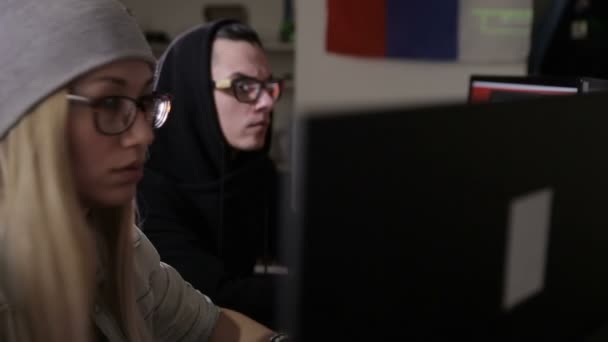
[503,188,553,311]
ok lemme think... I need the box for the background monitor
[468,75,608,103]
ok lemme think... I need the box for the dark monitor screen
[280,94,608,341]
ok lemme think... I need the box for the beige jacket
[0,229,220,341]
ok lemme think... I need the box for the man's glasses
[213,76,283,104]
[66,93,172,135]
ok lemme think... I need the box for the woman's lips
[112,163,144,183]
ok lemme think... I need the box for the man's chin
[232,138,266,152]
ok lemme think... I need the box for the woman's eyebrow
[88,76,154,92]
[89,76,128,87]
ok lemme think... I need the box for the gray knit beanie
[0,0,155,138]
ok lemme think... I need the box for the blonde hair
[0,90,148,341]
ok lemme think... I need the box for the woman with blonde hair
[0,0,284,341]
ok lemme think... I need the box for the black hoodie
[137,20,280,327]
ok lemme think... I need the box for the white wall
[120,0,284,42]
[295,0,528,114]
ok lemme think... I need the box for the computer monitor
[279,93,608,341]
[530,1,608,79]
[527,0,568,75]
[468,75,608,104]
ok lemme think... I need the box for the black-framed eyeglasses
[213,76,283,104]
[66,93,172,135]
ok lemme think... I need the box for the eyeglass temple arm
[66,94,91,103]
[214,79,232,89]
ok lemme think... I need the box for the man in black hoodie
[138,20,283,328]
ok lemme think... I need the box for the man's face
[211,38,277,151]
